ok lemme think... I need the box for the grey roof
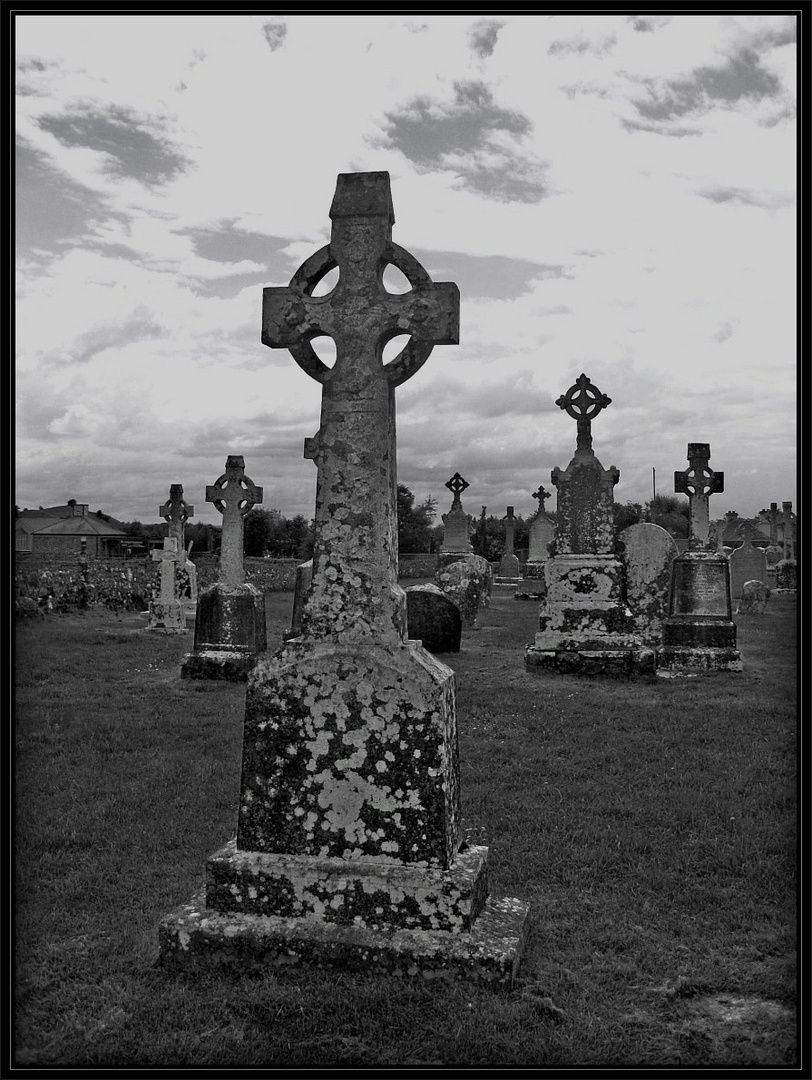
[33,516,127,537]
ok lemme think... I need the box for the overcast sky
[15,12,797,528]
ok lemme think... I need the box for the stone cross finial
[532,485,551,513]
[262,171,459,641]
[444,472,469,510]
[555,373,612,455]
[674,443,724,550]
[160,484,193,547]
[206,456,263,585]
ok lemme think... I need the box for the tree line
[118,489,688,559]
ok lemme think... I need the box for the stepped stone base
[525,643,656,678]
[180,648,260,681]
[493,577,522,587]
[159,841,530,986]
[657,646,743,673]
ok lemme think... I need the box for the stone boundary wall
[15,552,442,615]
[14,554,301,615]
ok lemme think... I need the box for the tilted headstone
[146,537,187,632]
[526,374,653,677]
[283,558,314,642]
[736,580,770,615]
[160,171,529,982]
[658,444,741,673]
[440,472,473,565]
[619,523,678,646]
[405,583,462,653]
[495,506,521,585]
[181,456,268,681]
[728,534,767,600]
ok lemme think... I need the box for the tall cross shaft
[206,456,263,585]
[262,172,459,641]
[674,443,724,550]
[503,506,517,556]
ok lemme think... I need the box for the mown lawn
[15,589,797,1067]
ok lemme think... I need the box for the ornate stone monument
[657,444,742,673]
[147,536,187,633]
[159,171,529,983]
[440,472,473,567]
[494,507,521,586]
[524,485,554,583]
[525,374,653,676]
[181,456,267,681]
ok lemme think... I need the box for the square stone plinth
[657,646,743,673]
[159,886,530,986]
[204,840,488,932]
[180,649,260,682]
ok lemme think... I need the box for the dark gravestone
[406,584,461,653]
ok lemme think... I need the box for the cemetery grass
[15,591,797,1067]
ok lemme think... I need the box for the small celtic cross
[674,443,724,549]
[206,456,263,585]
[555,373,612,453]
[445,472,469,509]
[532,485,551,512]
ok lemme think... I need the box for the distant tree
[397,484,437,553]
[648,494,689,540]
[243,507,281,557]
[613,501,644,540]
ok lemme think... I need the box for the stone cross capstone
[160,484,193,548]
[532,485,551,514]
[556,373,612,455]
[206,456,263,586]
[674,443,724,550]
[445,472,470,510]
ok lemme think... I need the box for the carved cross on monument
[502,505,517,556]
[160,484,193,548]
[532,485,551,515]
[262,171,459,641]
[556,373,612,455]
[206,456,263,586]
[674,443,724,550]
[444,472,469,511]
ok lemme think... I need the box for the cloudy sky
[15,13,797,528]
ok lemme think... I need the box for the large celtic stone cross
[152,536,183,600]
[674,443,724,550]
[160,484,193,548]
[556,373,612,455]
[444,472,469,510]
[206,456,263,585]
[262,171,459,641]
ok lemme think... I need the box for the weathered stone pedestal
[658,551,742,673]
[146,597,188,633]
[181,583,267,681]
[159,170,528,984]
[525,554,655,676]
